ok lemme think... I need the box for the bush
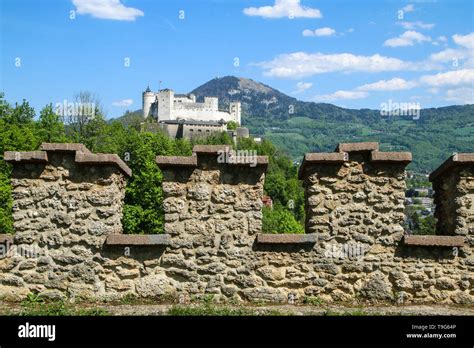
[262,206,304,234]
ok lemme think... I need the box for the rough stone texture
[430,154,474,243]
[0,143,473,305]
[0,145,130,300]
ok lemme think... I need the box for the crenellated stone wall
[300,142,410,247]
[430,153,474,242]
[0,144,130,300]
[0,143,472,305]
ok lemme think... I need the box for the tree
[0,95,40,234]
[227,121,237,130]
[37,104,67,143]
[64,91,103,142]
[262,206,304,234]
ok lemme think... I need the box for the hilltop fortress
[142,86,243,139]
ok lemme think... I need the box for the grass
[167,304,285,316]
[12,293,110,316]
[303,296,325,306]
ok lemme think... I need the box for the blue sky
[1,0,473,118]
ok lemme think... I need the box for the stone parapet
[0,142,472,305]
[430,153,474,241]
[300,142,411,245]
[0,143,130,300]
[5,143,131,177]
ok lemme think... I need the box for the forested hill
[119,76,474,172]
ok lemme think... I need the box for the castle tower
[142,86,155,118]
[157,89,174,121]
[230,102,241,125]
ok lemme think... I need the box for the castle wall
[142,88,241,125]
[0,143,472,304]
[182,124,225,138]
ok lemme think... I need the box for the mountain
[191,76,365,122]
[115,76,474,172]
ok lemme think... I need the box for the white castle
[142,86,242,139]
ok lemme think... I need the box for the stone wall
[0,144,131,300]
[430,153,474,241]
[0,143,472,305]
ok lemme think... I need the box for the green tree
[262,206,304,234]
[37,104,67,143]
[227,121,237,130]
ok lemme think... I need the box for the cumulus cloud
[255,52,426,78]
[384,31,431,47]
[302,27,336,37]
[293,81,313,93]
[429,33,474,67]
[356,78,417,91]
[396,21,434,30]
[112,99,134,107]
[453,32,474,50]
[419,69,474,87]
[243,0,322,19]
[72,0,144,21]
[430,48,468,62]
[313,90,368,102]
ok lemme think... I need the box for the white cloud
[243,0,322,19]
[357,78,417,91]
[256,52,427,78]
[112,99,134,107]
[402,4,415,12]
[384,31,431,47]
[429,48,468,62]
[453,32,474,50]
[293,81,313,93]
[302,27,336,37]
[396,21,434,30]
[419,69,474,87]
[445,87,474,104]
[313,90,368,102]
[313,27,335,37]
[429,32,474,68]
[72,0,144,21]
